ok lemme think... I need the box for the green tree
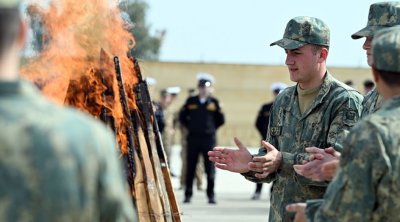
[120,0,165,60]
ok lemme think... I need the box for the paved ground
[168,145,272,222]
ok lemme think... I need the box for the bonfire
[21,1,180,221]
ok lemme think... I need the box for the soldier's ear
[319,47,328,61]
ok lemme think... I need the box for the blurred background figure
[162,86,181,176]
[179,87,204,190]
[179,72,225,204]
[363,79,375,95]
[155,88,170,141]
[167,86,181,102]
[187,88,196,97]
[145,76,157,99]
[344,80,355,88]
[252,82,287,200]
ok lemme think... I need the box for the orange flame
[21,0,139,154]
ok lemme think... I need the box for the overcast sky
[144,0,380,68]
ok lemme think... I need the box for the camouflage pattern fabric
[242,72,363,222]
[361,88,384,118]
[354,3,400,118]
[352,2,400,39]
[372,26,400,72]
[361,27,400,118]
[270,16,330,50]
[0,80,137,222]
[306,95,400,222]
[305,26,400,222]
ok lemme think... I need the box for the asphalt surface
[169,145,272,222]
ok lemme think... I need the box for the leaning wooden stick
[132,57,181,222]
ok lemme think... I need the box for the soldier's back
[365,97,400,221]
[0,80,136,222]
[313,96,400,221]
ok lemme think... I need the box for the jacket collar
[379,95,400,112]
[282,71,333,119]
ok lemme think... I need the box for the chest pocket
[269,107,285,137]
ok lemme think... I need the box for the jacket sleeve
[325,95,362,152]
[214,99,225,129]
[179,99,189,128]
[306,122,388,222]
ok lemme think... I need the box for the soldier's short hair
[377,70,400,86]
[311,45,329,55]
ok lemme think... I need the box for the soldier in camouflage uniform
[294,1,400,183]
[287,26,400,222]
[208,16,363,221]
[0,1,137,221]
[353,2,400,118]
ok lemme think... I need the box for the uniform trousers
[184,133,216,199]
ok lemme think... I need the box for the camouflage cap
[372,26,400,72]
[270,16,330,50]
[352,2,400,39]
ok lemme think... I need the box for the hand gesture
[286,203,307,222]
[208,137,252,173]
[248,141,282,178]
[293,147,340,181]
[321,158,340,181]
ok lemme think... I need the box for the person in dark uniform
[252,82,287,200]
[179,72,225,204]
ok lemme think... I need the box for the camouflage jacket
[306,95,400,222]
[361,87,384,118]
[242,72,363,222]
[0,80,137,222]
